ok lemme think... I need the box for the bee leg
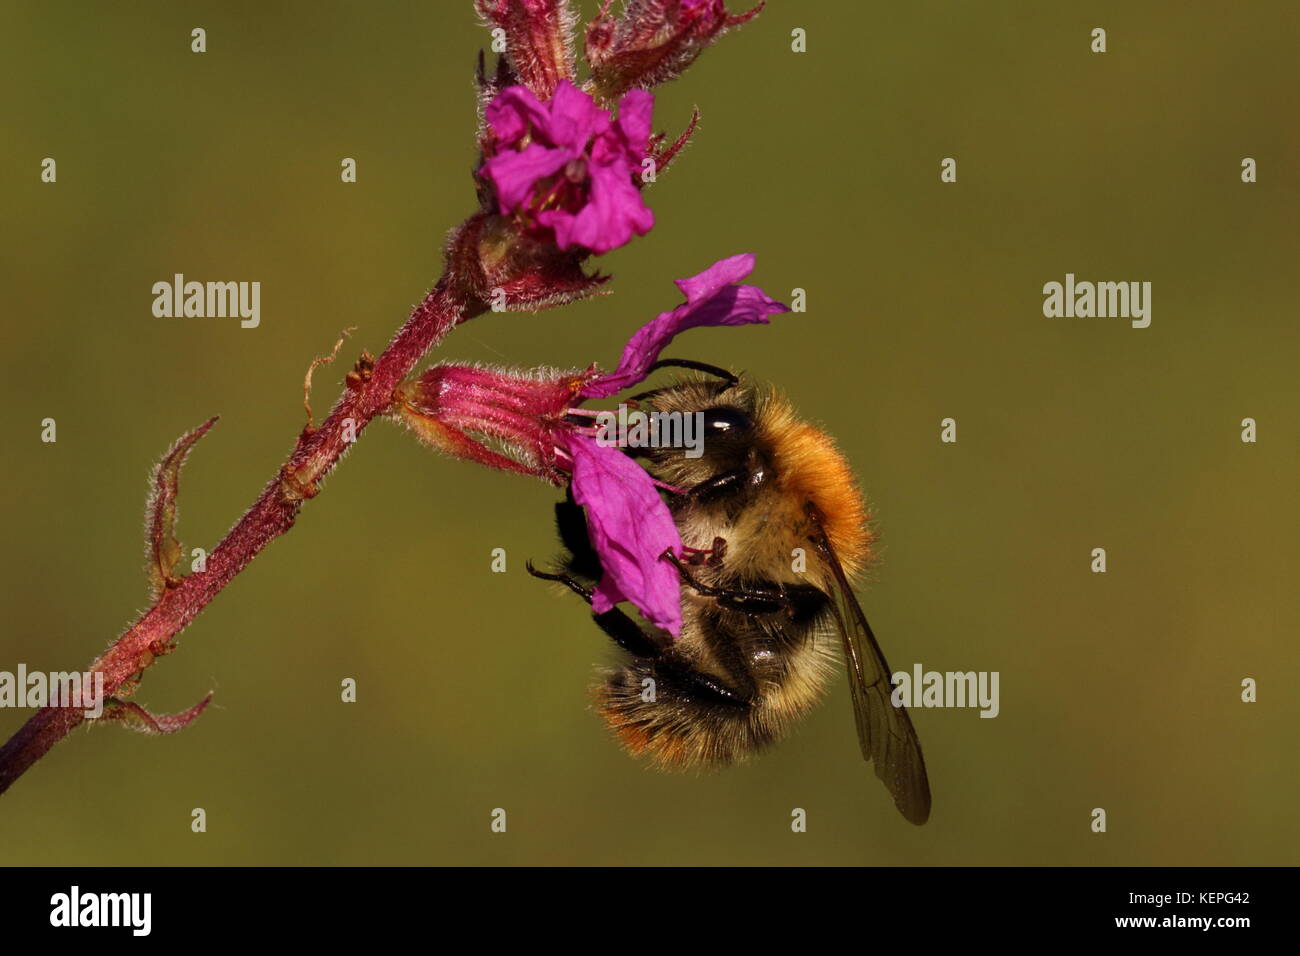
[525,561,594,603]
[682,536,729,567]
[593,608,664,659]
[662,550,789,615]
[528,562,666,657]
[554,494,602,580]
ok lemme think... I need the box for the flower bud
[585,0,764,102]
[442,212,613,315]
[475,0,578,101]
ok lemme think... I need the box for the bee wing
[809,520,932,825]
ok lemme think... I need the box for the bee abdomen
[594,652,822,770]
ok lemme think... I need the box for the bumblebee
[529,360,931,824]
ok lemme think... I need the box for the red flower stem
[0,276,480,795]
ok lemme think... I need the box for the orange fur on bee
[761,394,873,577]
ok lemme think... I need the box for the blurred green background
[1,1,1297,865]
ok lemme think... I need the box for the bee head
[624,360,873,575]
[628,362,769,496]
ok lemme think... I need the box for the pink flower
[482,80,655,255]
[397,254,788,635]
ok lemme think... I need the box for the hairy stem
[0,277,480,795]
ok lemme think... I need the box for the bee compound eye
[700,407,752,436]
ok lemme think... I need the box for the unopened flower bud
[475,0,578,101]
[585,0,764,102]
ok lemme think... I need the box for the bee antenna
[644,359,740,386]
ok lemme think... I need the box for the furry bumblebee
[529,360,931,824]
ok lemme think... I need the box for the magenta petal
[614,89,654,155]
[565,435,682,636]
[484,142,574,211]
[538,162,654,254]
[675,252,758,304]
[485,86,554,146]
[546,79,611,147]
[581,254,790,399]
